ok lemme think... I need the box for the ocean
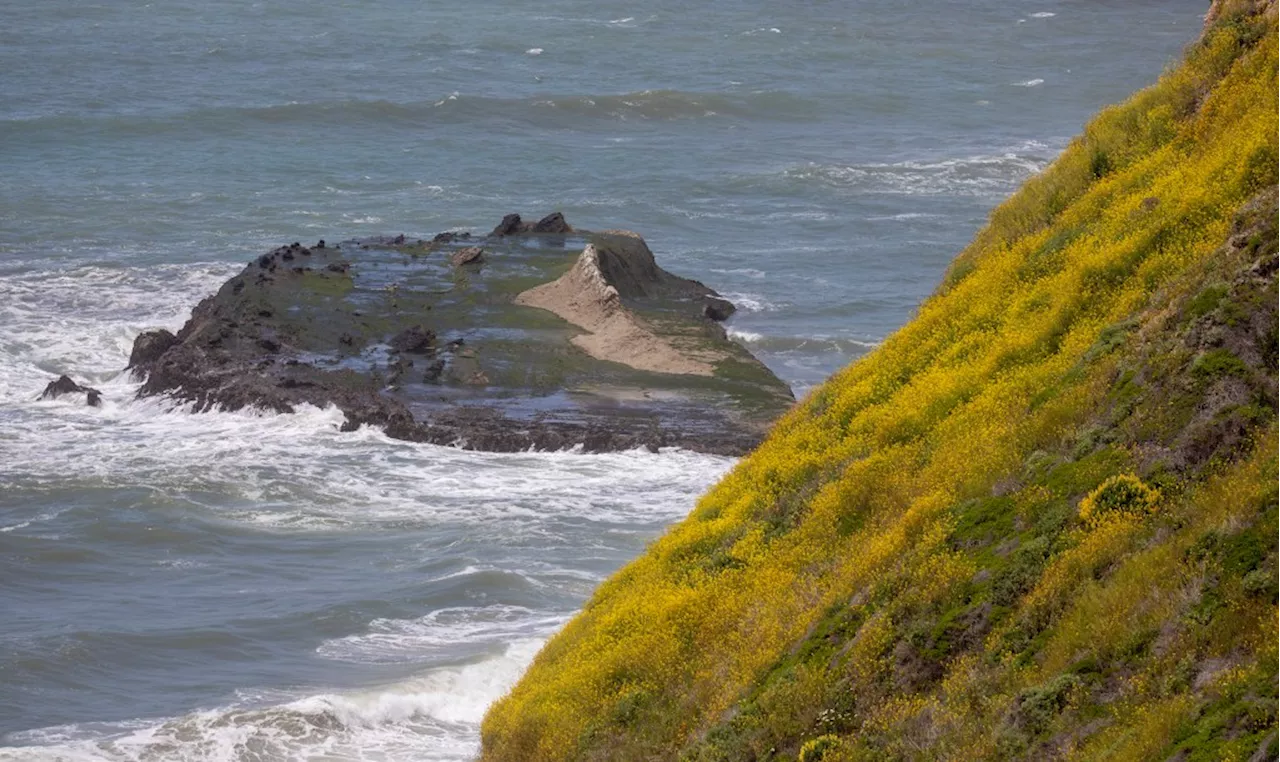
[0,1,1205,759]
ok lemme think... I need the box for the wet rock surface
[39,375,102,407]
[128,214,795,454]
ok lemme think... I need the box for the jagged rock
[490,211,573,236]
[491,214,524,237]
[38,375,102,407]
[128,329,179,374]
[702,297,736,322]
[451,247,486,267]
[532,212,572,234]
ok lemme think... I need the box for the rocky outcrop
[127,329,178,376]
[490,212,574,237]
[515,236,725,376]
[128,214,794,454]
[1204,0,1275,27]
[39,375,102,407]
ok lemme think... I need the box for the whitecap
[709,267,767,279]
[0,640,545,762]
[866,212,947,221]
[1014,78,1045,87]
[525,48,543,56]
[317,604,567,665]
[720,292,781,312]
[1031,12,1056,18]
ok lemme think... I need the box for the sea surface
[1,1,1205,759]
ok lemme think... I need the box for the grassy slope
[482,3,1279,760]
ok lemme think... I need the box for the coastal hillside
[481,1,1278,760]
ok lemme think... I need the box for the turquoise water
[0,2,1204,759]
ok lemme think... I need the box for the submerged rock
[127,213,794,454]
[39,375,102,407]
[389,325,437,354]
[451,246,486,267]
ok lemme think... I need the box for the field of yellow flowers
[482,2,1278,759]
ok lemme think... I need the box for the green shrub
[1078,474,1161,526]
[798,734,843,762]
[1191,349,1249,382]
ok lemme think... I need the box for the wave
[0,640,544,762]
[719,291,784,313]
[751,152,1052,198]
[317,604,568,665]
[727,329,880,355]
[0,89,822,142]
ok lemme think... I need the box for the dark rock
[433,231,474,244]
[423,358,447,383]
[491,214,524,237]
[128,226,793,455]
[127,329,179,373]
[701,296,736,322]
[39,375,102,407]
[451,246,486,267]
[316,240,325,249]
[532,212,572,234]
[490,212,573,236]
[389,325,436,354]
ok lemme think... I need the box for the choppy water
[1,1,1203,759]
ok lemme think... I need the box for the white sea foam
[866,212,947,221]
[0,256,734,533]
[709,267,767,279]
[1014,78,1045,87]
[727,328,764,343]
[525,47,543,56]
[1031,12,1056,18]
[720,292,782,312]
[318,604,568,665]
[777,152,1048,197]
[0,640,544,762]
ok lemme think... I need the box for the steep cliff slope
[482,2,1278,759]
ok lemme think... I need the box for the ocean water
[1,1,1205,759]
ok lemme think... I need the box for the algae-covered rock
[129,214,793,454]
